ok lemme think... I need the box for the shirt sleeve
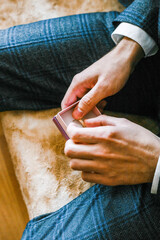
[111,23,159,57]
[113,0,159,45]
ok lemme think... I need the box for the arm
[113,0,159,44]
[62,0,159,118]
[111,22,159,57]
[61,37,144,119]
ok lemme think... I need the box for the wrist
[114,37,144,71]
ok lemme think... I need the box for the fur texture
[0,0,158,219]
[0,0,124,29]
[1,109,94,219]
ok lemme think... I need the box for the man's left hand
[64,115,160,186]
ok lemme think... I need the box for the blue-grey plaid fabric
[115,0,160,44]
[22,184,160,239]
[0,3,159,240]
[0,12,159,117]
[119,0,134,7]
[0,12,117,112]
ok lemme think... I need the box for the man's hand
[61,37,144,119]
[64,115,160,186]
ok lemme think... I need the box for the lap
[0,12,117,111]
[22,183,160,240]
[0,11,159,119]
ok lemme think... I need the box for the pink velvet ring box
[53,101,101,140]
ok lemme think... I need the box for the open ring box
[53,101,101,139]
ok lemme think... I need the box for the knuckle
[65,149,73,157]
[106,129,117,139]
[98,145,112,158]
[120,117,128,124]
[81,172,89,182]
[99,115,106,122]
[72,73,81,83]
[81,95,92,108]
[100,115,108,126]
[67,124,80,140]
[64,140,73,156]
[70,160,77,169]
[70,128,80,140]
[87,127,117,143]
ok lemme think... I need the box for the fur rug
[0,0,158,220]
[0,0,124,29]
[1,109,94,219]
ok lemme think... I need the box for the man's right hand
[61,37,144,119]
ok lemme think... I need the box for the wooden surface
[0,122,29,240]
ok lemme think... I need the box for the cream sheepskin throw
[0,0,158,220]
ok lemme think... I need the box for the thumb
[72,85,103,119]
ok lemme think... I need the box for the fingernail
[73,107,84,119]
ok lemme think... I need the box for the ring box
[53,101,101,139]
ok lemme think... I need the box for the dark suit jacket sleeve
[113,0,159,45]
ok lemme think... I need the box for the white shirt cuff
[151,156,160,194]
[111,23,159,57]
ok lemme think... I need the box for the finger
[81,171,114,185]
[72,83,105,119]
[67,123,114,143]
[70,159,104,173]
[61,81,87,109]
[61,70,98,109]
[84,115,120,127]
[65,140,98,159]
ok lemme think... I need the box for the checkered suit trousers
[0,5,159,240]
